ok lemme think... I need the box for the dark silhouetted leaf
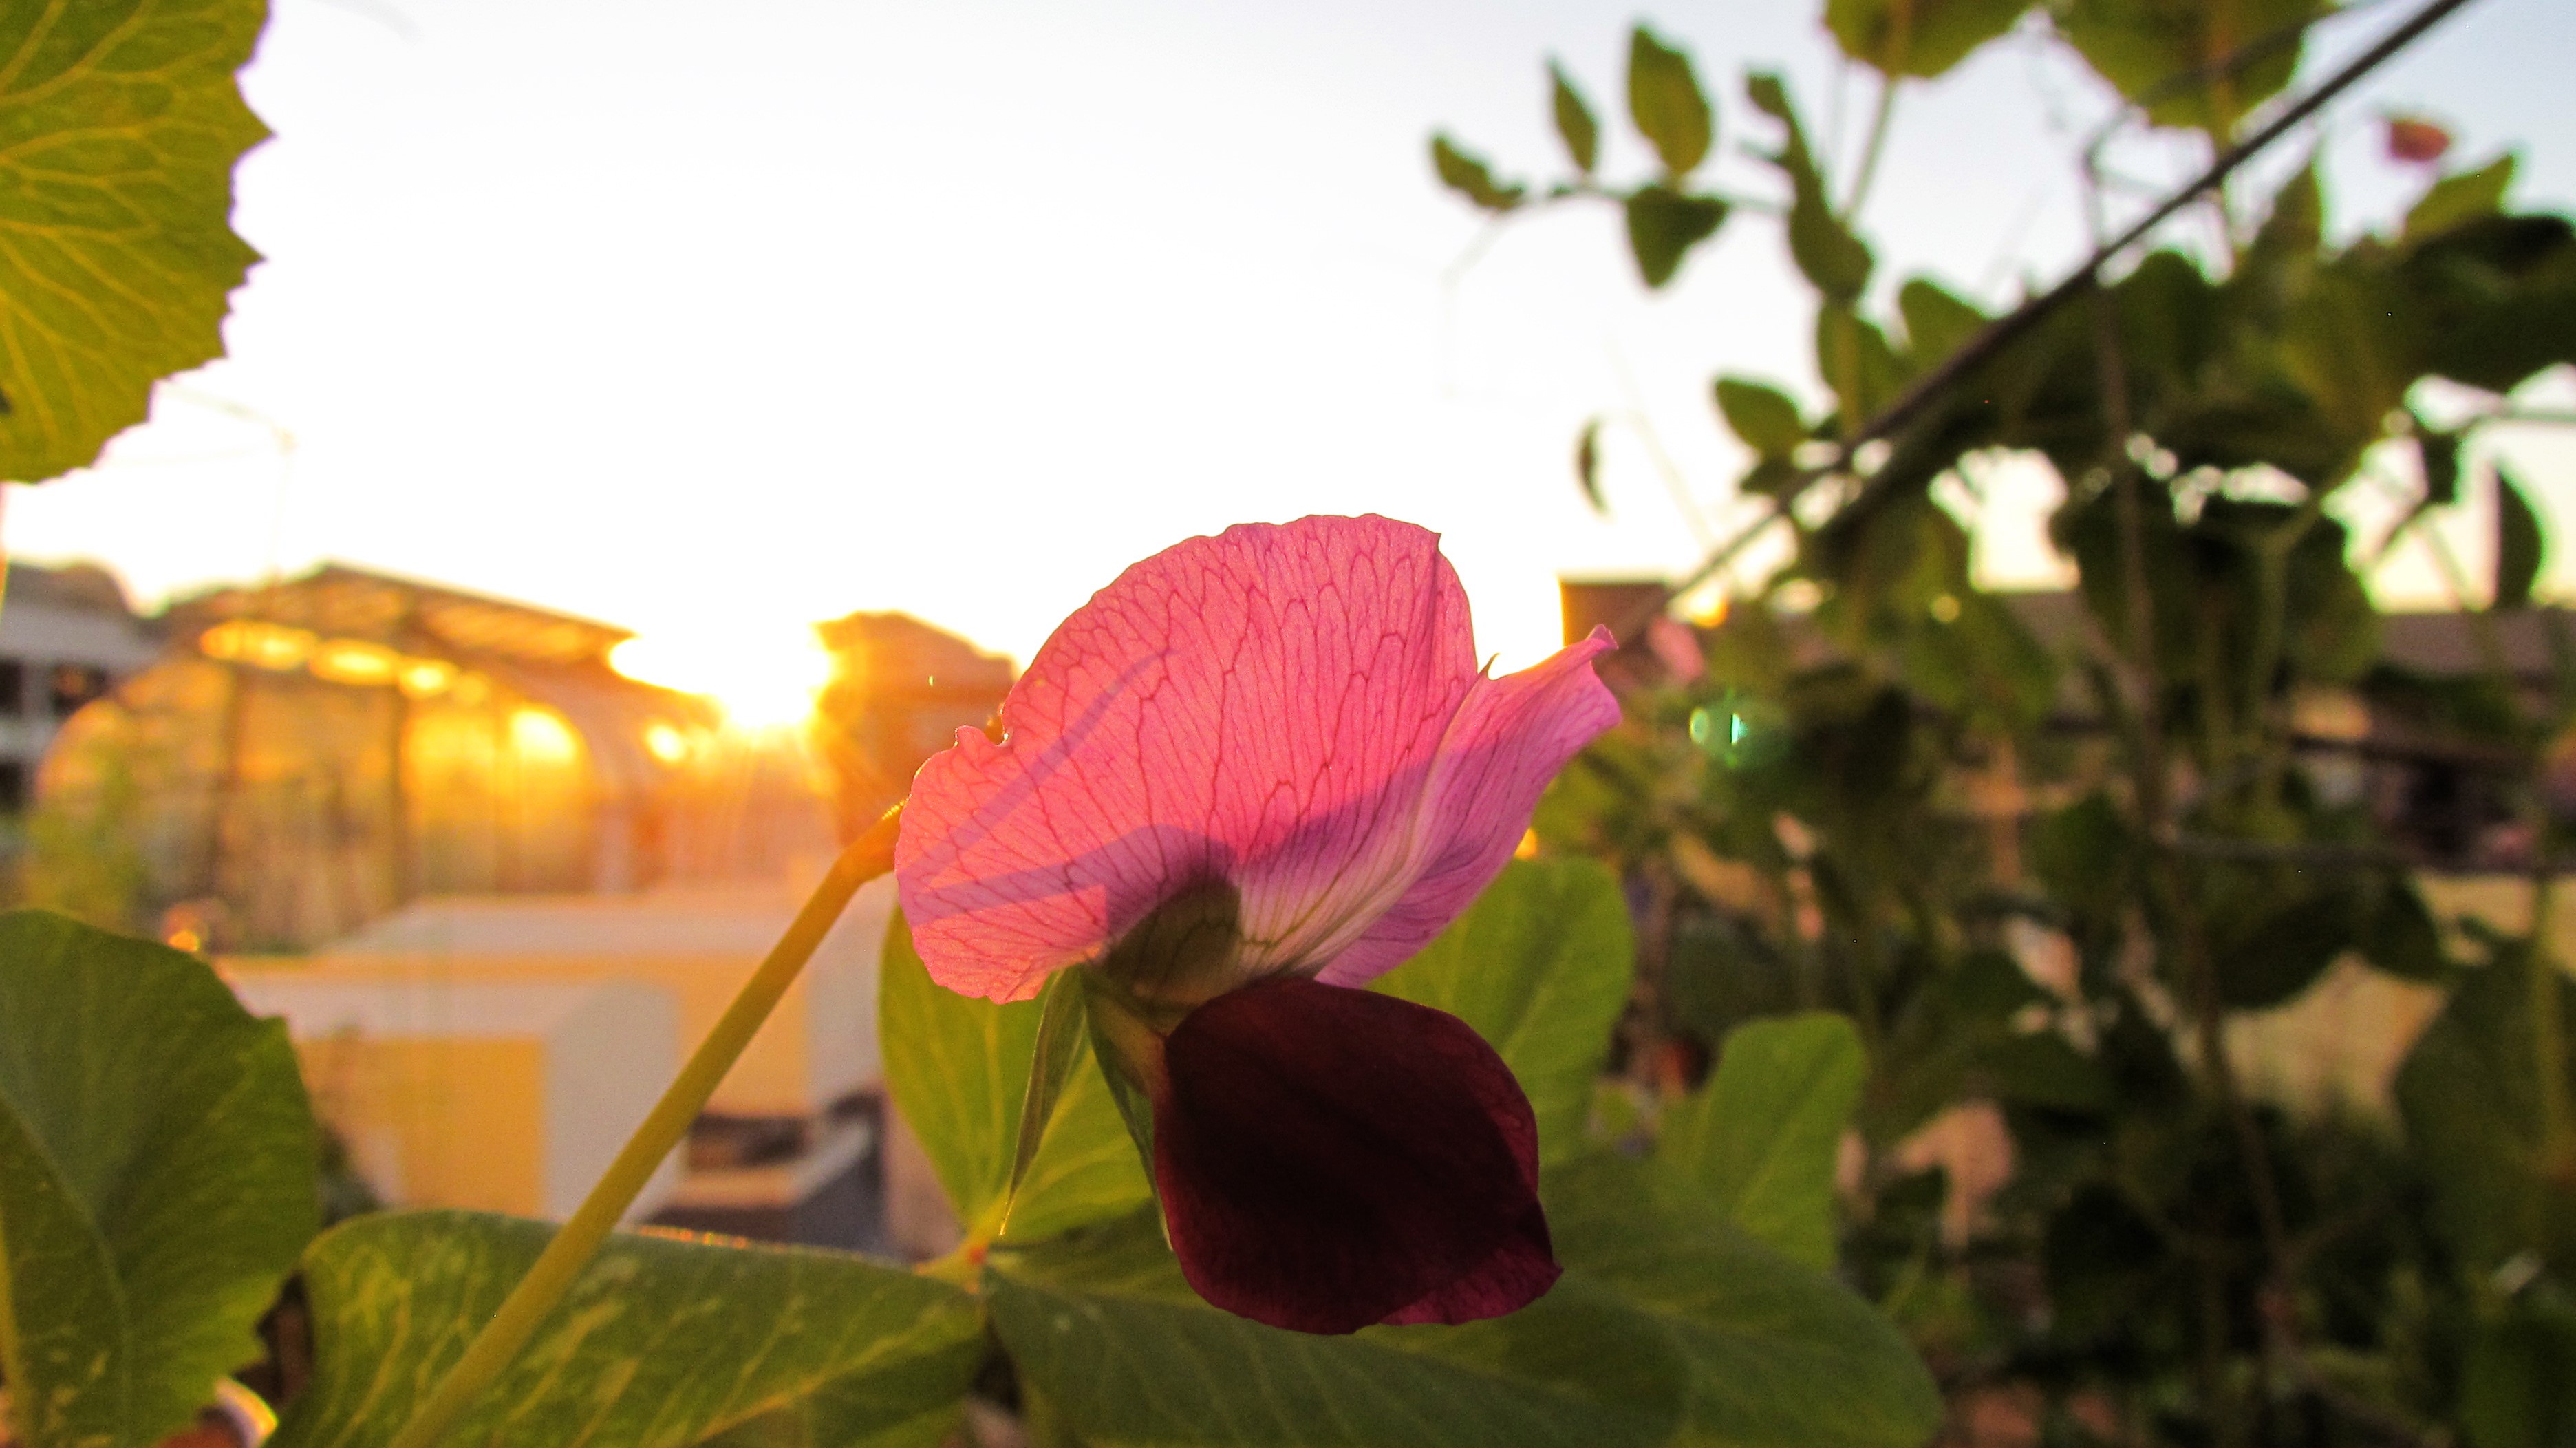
[2395,946,2576,1272]
[1549,59,1600,174]
[1576,417,1607,512]
[1627,27,1713,177]
[1825,0,2030,78]
[1715,377,1808,459]
[1430,134,1526,212]
[1624,185,1729,289]
[2416,420,2462,507]
[1746,73,1874,301]
[2494,464,2544,611]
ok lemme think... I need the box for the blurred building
[810,610,1013,841]
[38,563,836,950]
[0,562,160,813]
[222,875,899,1244]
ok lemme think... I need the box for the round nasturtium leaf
[0,0,270,485]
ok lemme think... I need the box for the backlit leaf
[270,1212,985,1448]
[879,912,1149,1244]
[1374,857,1636,1167]
[0,0,270,483]
[1653,1013,1865,1268]
[0,911,318,1448]
[2059,0,2326,137]
[1746,73,1873,301]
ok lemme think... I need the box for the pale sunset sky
[8,0,2572,721]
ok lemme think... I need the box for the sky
[6,0,2573,718]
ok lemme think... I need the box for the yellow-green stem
[381,806,905,1448]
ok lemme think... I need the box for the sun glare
[609,625,836,732]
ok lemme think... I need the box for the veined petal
[1152,977,1556,1334]
[1316,626,1620,988]
[896,515,1479,1003]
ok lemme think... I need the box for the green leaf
[1002,970,1089,1231]
[1627,26,1713,177]
[0,911,319,1448]
[1816,301,1905,423]
[2460,1295,2576,1448]
[1746,74,1874,301]
[1653,1013,1864,1268]
[269,1211,985,1448]
[1429,134,1525,213]
[1575,416,1606,513]
[879,911,1149,1244]
[2058,0,2326,137]
[1373,857,1636,1167]
[1622,184,1728,290]
[2394,946,2576,1273]
[1825,0,2030,78]
[1897,277,1987,368]
[989,1209,1684,1448]
[1548,59,1599,174]
[2494,464,2545,610]
[1548,1156,1944,1448]
[0,1100,129,1448]
[2405,154,2517,246]
[0,0,270,483]
[1715,377,1808,459]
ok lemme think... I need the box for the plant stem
[380,806,905,1448]
[1842,74,1898,219]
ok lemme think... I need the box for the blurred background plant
[1435,0,2576,1442]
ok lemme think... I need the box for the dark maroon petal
[1152,977,1558,1334]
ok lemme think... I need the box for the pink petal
[1313,626,1620,988]
[1153,977,1557,1334]
[896,515,1481,1002]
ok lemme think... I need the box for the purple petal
[1152,977,1558,1334]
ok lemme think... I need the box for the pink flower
[895,515,1618,1333]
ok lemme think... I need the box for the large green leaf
[989,1210,1681,1448]
[0,910,318,1448]
[0,0,269,482]
[268,1211,984,1448]
[879,911,1149,1244]
[1825,0,2030,78]
[990,1146,1937,1448]
[1627,26,1712,177]
[1548,1155,1944,1448]
[1652,1013,1865,1268]
[1373,857,1636,1167]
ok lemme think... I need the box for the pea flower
[894,515,1618,1334]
